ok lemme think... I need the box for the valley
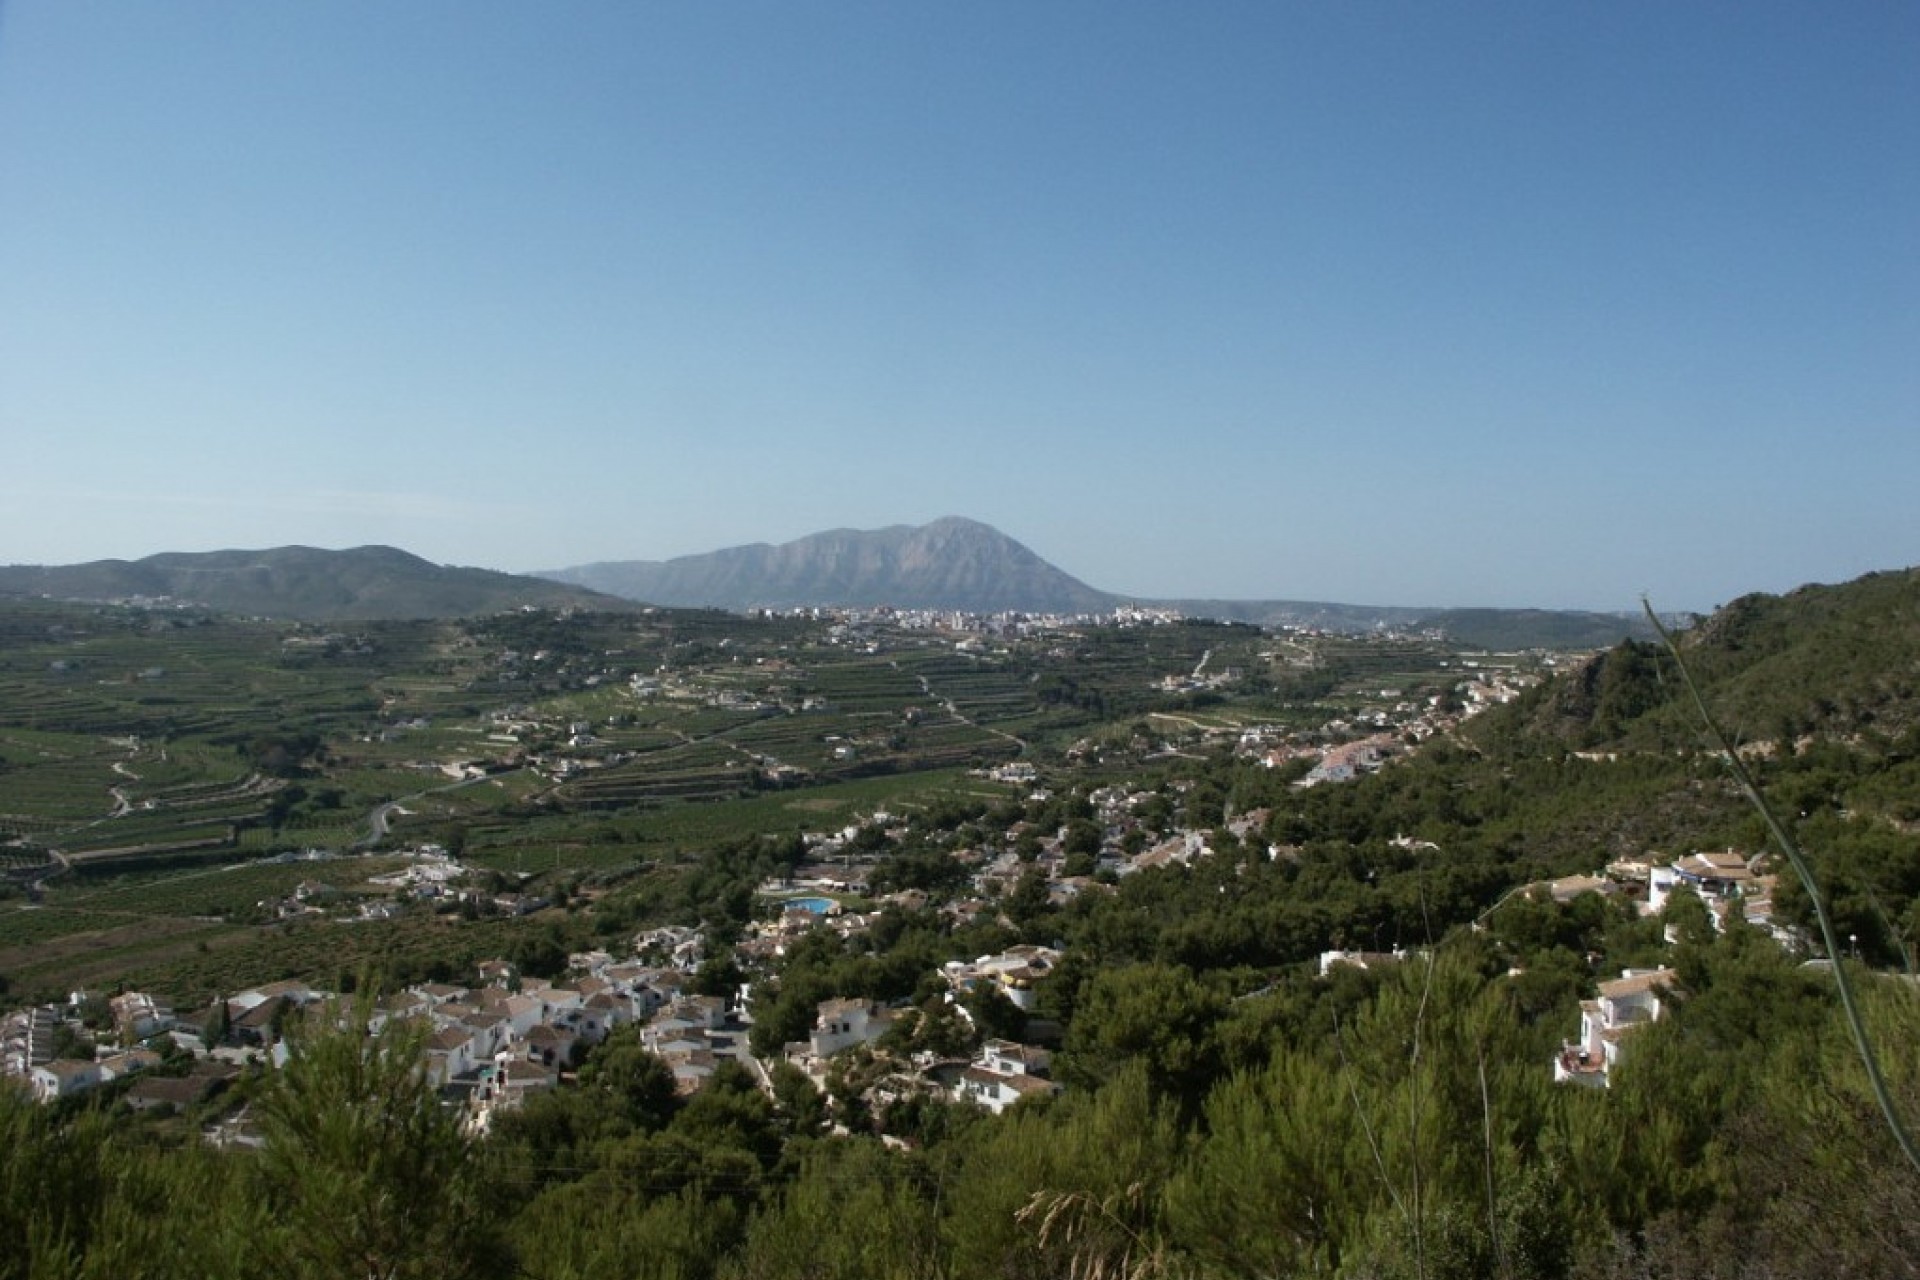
[3,569,1918,1280]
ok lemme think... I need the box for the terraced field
[0,597,1493,1004]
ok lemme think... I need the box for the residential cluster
[0,943,746,1134]
[774,944,1069,1120]
[1233,664,1542,784]
[750,603,1189,640]
[1507,846,1787,1089]
[244,846,553,926]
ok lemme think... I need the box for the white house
[29,1058,102,1104]
[1554,967,1677,1089]
[425,1024,481,1086]
[97,1048,161,1087]
[109,992,174,1044]
[520,1023,578,1070]
[657,1046,720,1095]
[1649,850,1763,917]
[497,993,549,1039]
[943,945,1062,1012]
[953,1039,1061,1115]
[654,995,726,1033]
[978,1038,1051,1078]
[809,998,894,1059]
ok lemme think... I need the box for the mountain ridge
[545,517,1653,646]
[0,545,632,621]
[543,516,1120,616]
[3,520,1664,644]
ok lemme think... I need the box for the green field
[0,599,1497,1005]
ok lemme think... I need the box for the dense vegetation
[4,567,1919,1278]
[5,922,1915,1279]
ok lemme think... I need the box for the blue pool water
[785,896,837,915]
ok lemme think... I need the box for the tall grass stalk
[1643,601,1920,1178]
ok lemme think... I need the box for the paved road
[354,770,515,849]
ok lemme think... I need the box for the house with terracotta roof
[425,1024,481,1086]
[942,945,1062,1011]
[1649,850,1763,915]
[953,1039,1061,1114]
[125,1060,238,1112]
[1554,967,1677,1089]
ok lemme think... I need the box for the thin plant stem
[1332,1013,1410,1227]
[1406,907,1436,1280]
[1479,1047,1510,1280]
[1643,600,1920,1179]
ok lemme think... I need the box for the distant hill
[1161,600,1650,648]
[6,521,1666,643]
[0,546,633,621]
[1410,607,1654,651]
[543,517,1121,615]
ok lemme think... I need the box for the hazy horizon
[2,515,1893,618]
[2,4,1913,614]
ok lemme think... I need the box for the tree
[0,1088,114,1278]
[1062,962,1226,1106]
[1663,883,1716,952]
[255,999,510,1280]
[578,1026,680,1133]
[693,953,745,1000]
[1166,1049,1361,1277]
[1006,867,1054,934]
[768,1061,828,1137]
[1064,819,1103,859]
[731,1139,940,1280]
[964,984,1029,1044]
[943,1066,1183,1280]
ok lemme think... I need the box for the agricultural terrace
[0,597,1512,1007]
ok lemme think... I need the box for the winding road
[355,770,513,849]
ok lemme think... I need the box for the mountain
[5,521,1666,641]
[0,545,634,621]
[543,517,1121,615]
[547,517,1651,646]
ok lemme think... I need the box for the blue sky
[1,3,1913,611]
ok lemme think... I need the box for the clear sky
[1,3,1913,612]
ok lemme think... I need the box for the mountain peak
[545,519,1116,614]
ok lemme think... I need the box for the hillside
[1487,567,1920,750]
[1437,565,1920,964]
[0,545,632,621]
[544,516,1121,615]
[7,564,1920,1277]
[5,564,1920,1277]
